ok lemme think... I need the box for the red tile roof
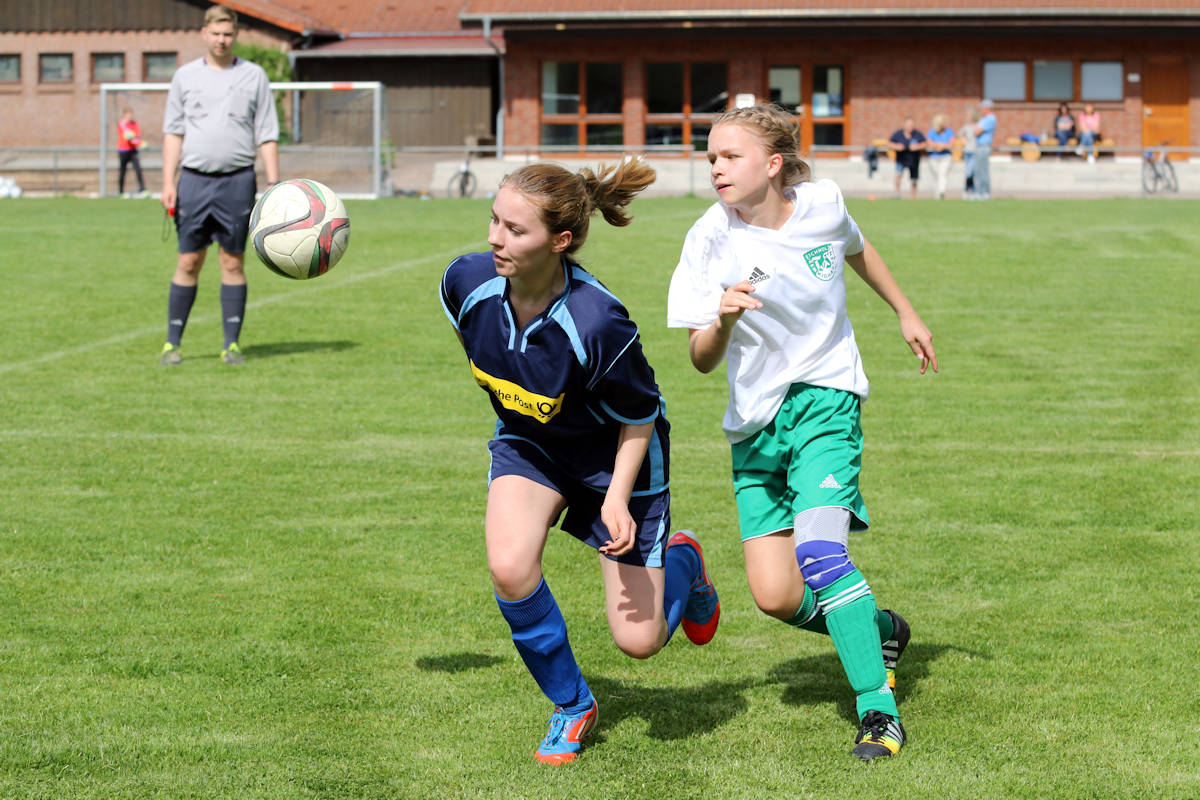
[236,0,1200,36]
[461,0,1200,13]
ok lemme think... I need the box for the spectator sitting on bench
[1077,103,1101,163]
[1053,103,1076,154]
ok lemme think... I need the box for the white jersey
[667,179,868,443]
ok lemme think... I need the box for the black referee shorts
[175,166,257,255]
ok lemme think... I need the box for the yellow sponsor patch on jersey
[471,361,564,424]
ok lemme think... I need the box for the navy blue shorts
[487,436,670,568]
[175,166,257,255]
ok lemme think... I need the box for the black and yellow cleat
[221,342,245,366]
[160,342,182,366]
[853,710,905,761]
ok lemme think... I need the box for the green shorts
[730,383,868,541]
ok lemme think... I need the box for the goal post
[99,81,385,198]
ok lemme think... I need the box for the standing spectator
[973,99,997,200]
[925,114,955,200]
[159,4,280,366]
[887,117,927,199]
[117,108,147,198]
[1053,103,1076,155]
[958,108,979,199]
[1077,103,1101,163]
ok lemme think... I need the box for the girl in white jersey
[667,105,938,761]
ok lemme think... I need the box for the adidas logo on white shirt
[747,267,770,285]
[819,474,842,489]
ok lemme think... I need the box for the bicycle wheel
[1141,160,1160,194]
[446,170,478,198]
[1162,159,1179,192]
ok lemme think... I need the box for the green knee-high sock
[816,571,898,721]
[783,583,894,641]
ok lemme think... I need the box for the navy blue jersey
[441,251,670,495]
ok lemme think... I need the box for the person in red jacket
[117,108,147,197]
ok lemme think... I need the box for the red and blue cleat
[667,530,720,645]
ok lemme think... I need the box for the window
[144,52,177,81]
[812,66,843,118]
[39,53,73,83]
[542,61,579,114]
[769,66,801,112]
[1033,60,1072,101]
[690,62,727,113]
[1081,61,1122,101]
[92,53,124,83]
[585,62,622,114]
[984,59,1124,103]
[0,54,19,82]
[540,62,624,150]
[645,61,727,149]
[646,62,683,114]
[984,61,1025,101]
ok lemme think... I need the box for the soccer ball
[249,179,350,279]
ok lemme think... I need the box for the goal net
[99,81,385,198]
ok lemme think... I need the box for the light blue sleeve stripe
[438,286,459,330]
[458,275,507,325]
[598,399,658,426]
[592,333,639,387]
[571,267,620,302]
[548,302,587,367]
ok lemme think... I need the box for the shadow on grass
[583,674,756,742]
[415,652,505,673]
[767,641,979,724]
[241,340,359,359]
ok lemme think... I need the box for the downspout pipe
[482,16,505,158]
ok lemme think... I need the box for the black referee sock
[166,282,197,346]
[220,283,247,348]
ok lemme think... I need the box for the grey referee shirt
[163,57,279,174]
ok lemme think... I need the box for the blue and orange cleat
[535,698,598,764]
[667,530,720,645]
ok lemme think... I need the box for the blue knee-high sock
[662,541,699,642]
[167,282,197,346]
[796,540,898,721]
[220,283,247,348]
[496,578,592,713]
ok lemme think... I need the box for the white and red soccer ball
[249,178,350,279]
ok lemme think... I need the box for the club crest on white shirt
[803,243,837,281]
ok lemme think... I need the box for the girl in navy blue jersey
[440,158,720,764]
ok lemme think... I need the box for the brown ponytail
[501,157,657,255]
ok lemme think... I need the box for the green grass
[1,195,1198,799]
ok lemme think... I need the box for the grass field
[2,194,1198,800]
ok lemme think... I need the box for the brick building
[2,1,1197,158]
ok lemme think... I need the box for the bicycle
[446,150,478,198]
[1141,141,1178,194]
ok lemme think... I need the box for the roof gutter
[459,8,1200,23]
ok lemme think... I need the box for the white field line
[0,426,1196,459]
[0,242,485,376]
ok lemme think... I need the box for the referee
[159,4,279,366]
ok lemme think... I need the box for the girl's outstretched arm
[847,239,939,374]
